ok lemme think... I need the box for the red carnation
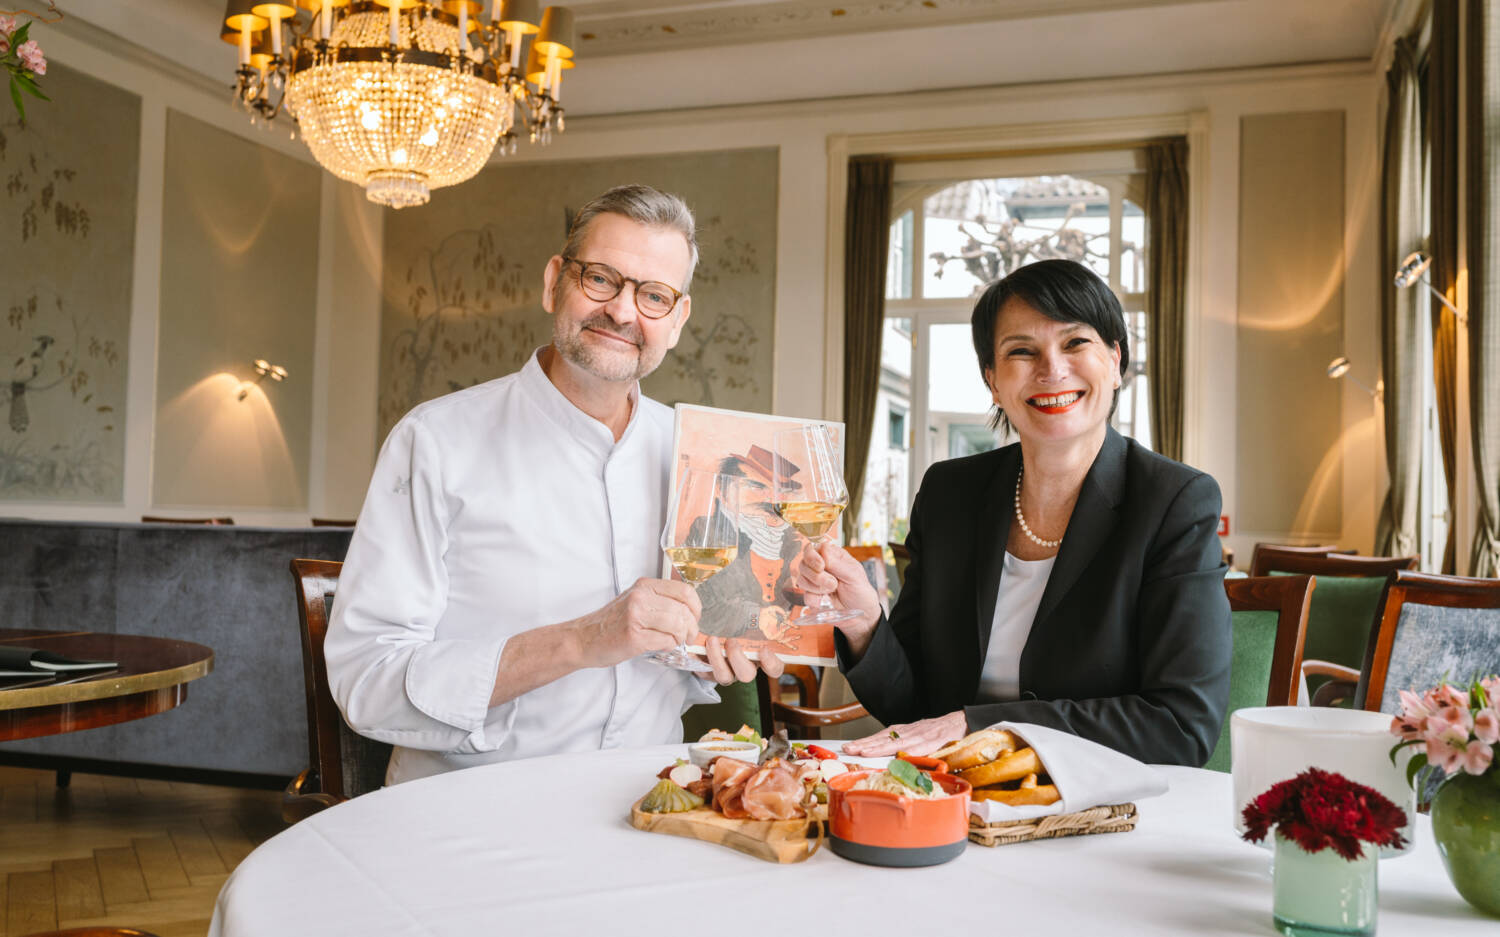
[1241,767,1407,860]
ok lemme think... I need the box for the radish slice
[669,763,704,787]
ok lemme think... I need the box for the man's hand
[842,710,967,757]
[573,578,702,669]
[696,635,784,686]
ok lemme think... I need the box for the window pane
[923,176,1115,298]
[1121,199,1146,294]
[928,322,998,465]
[886,210,914,300]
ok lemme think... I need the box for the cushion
[1204,608,1279,773]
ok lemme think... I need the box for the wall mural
[0,63,137,500]
[379,148,778,439]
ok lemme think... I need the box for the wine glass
[772,425,862,625]
[650,468,742,672]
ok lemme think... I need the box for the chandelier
[220,0,577,208]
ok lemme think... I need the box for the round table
[0,630,214,740]
[208,745,1493,936]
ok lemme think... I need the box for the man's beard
[553,311,660,383]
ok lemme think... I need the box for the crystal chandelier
[220,1,577,208]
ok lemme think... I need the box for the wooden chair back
[22,929,163,937]
[285,558,392,822]
[310,518,356,527]
[1355,570,1500,713]
[1248,544,1344,577]
[1204,575,1314,772]
[140,516,234,525]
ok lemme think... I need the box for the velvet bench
[0,520,351,786]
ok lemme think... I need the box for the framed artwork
[667,404,847,666]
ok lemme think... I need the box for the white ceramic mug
[1230,706,1415,857]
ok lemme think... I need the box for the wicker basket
[968,802,1138,847]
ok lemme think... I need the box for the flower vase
[1272,833,1377,936]
[1430,770,1500,917]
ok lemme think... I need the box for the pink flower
[1391,714,1426,741]
[1399,688,1435,721]
[0,15,17,35]
[16,40,44,76]
[1433,683,1469,709]
[1476,708,1500,745]
[1437,704,1475,734]
[1460,740,1494,776]
[1482,676,1500,705]
[1426,725,1471,773]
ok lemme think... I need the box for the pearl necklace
[1014,469,1062,549]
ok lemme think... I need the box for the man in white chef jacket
[325,184,784,785]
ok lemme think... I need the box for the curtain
[1375,36,1427,559]
[1467,0,1500,576]
[842,156,893,542]
[1430,0,1460,573]
[1144,139,1188,462]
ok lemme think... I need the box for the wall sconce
[1394,251,1467,324]
[1327,356,1381,399]
[238,358,288,401]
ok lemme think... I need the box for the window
[888,408,907,450]
[854,155,1150,546]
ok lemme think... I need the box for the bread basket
[967,802,1138,847]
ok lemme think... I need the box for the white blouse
[325,350,717,785]
[976,551,1057,702]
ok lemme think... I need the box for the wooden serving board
[629,798,825,863]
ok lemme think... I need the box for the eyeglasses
[561,256,684,319]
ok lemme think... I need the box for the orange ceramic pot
[827,769,972,867]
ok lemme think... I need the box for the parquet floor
[0,766,283,937]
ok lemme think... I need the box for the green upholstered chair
[682,679,764,741]
[1204,575,1314,773]
[1354,570,1500,713]
[1255,552,1419,706]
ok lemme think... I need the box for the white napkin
[966,722,1170,823]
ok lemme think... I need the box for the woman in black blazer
[798,260,1230,766]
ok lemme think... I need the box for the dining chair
[887,541,911,589]
[1250,551,1420,706]
[1203,574,1314,772]
[140,515,235,525]
[1349,570,1500,713]
[284,558,392,823]
[1248,543,1345,577]
[310,517,357,527]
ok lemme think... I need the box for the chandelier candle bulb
[239,27,252,65]
[269,10,282,54]
[389,1,399,45]
[458,3,469,52]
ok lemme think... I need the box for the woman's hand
[790,542,882,651]
[842,711,967,757]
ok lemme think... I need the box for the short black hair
[969,259,1130,432]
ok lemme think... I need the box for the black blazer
[839,428,1231,766]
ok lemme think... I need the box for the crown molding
[575,0,1216,58]
[563,58,1375,135]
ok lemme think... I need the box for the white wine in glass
[772,425,862,625]
[650,469,742,672]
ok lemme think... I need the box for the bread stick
[932,729,1020,771]
[957,746,1043,788]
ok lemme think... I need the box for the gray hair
[561,184,699,292]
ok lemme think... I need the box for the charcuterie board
[628,799,825,864]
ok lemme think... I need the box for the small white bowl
[688,740,761,769]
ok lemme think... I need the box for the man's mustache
[579,314,643,346]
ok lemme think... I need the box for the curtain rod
[882,136,1184,164]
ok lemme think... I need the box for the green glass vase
[1272,833,1377,936]
[1430,770,1500,918]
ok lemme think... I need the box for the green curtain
[1467,0,1500,576]
[1375,36,1428,559]
[842,156,893,541]
[1430,0,1460,574]
[1144,139,1188,461]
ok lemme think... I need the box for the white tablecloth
[209,745,1493,936]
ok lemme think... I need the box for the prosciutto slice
[711,757,756,819]
[741,759,806,820]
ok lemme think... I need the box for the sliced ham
[741,759,806,820]
[711,757,756,818]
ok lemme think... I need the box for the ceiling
[58,0,1396,116]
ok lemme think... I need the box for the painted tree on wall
[0,116,123,496]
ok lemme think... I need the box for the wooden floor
[0,766,283,937]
